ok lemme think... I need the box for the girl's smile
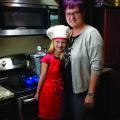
[54,39,68,53]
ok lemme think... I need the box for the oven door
[17,94,38,120]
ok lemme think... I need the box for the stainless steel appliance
[0,53,39,120]
[17,93,38,120]
[0,0,58,36]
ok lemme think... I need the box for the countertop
[0,85,15,101]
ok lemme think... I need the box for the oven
[17,93,38,120]
[0,53,39,120]
[6,84,39,120]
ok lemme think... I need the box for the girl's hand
[34,92,39,101]
[84,95,94,108]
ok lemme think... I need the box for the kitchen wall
[0,36,50,57]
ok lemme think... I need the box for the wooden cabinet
[93,8,120,67]
[0,98,18,120]
[93,8,120,120]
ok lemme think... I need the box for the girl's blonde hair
[47,40,68,60]
[48,40,54,53]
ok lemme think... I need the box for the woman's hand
[84,95,94,108]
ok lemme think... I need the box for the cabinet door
[93,8,120,67]
[104,8,120,67]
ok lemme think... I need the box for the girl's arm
[34,62,49,100]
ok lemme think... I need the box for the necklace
[63,37,75,67]
[72,24,87,37]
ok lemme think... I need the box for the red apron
[38,56,64,119]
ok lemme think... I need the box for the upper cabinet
[92,7,120,67]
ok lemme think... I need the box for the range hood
[0,0,51,36]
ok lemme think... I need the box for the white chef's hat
[47,25,71,40]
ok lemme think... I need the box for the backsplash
[0,36,50,57]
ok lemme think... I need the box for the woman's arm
[88,71,100,95]
[84,29,103,107]
[84,72,100,107]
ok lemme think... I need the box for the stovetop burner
[1,74,39,97]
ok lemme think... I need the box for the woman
[62,0,103,120]
[34,25,71,120]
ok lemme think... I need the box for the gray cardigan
[70,25,103,94]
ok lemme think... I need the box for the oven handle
[23,97,36,104]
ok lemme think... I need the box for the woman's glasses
[66,11,81,17]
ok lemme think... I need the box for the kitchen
[0,0,120,120]
[0,0,58,120]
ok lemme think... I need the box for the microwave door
[0,4,50,36]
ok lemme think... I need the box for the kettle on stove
[30,45,46,76]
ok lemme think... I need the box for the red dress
[38,53,64,119]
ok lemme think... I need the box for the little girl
[34,25,71,120]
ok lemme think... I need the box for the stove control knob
[1,60,7,67]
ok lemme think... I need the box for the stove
[0,54,38,93]
[0,53,39,120]
[1,69,39,98]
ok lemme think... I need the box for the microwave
[0,2,59,36]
